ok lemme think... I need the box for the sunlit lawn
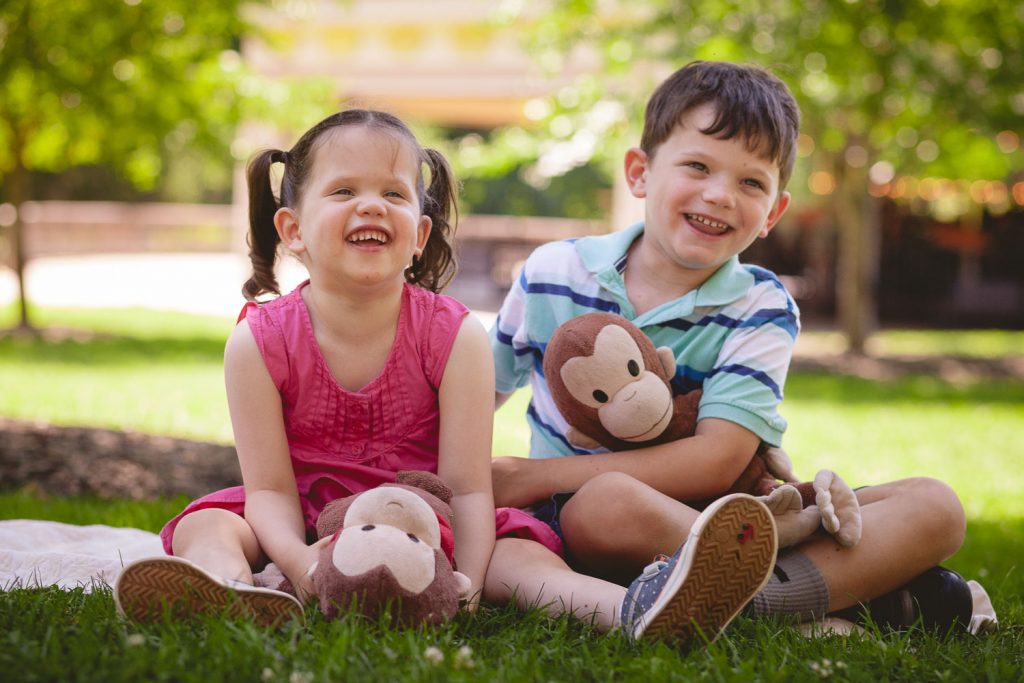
[2,304,1022,682]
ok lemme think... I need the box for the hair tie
[271,150,288,164]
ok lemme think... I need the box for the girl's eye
[385,191,406,199]
[334,188,354,196]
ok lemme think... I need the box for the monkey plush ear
[657,346,676,378]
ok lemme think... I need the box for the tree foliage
[492,0,1024,349]
[0,0,275,331]
[0,0,250,192]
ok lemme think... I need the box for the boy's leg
[558,471,702,584]
[562,473,966,622]
[789,476,966,611]
[485,493,777,649]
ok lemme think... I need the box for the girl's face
[274,126,431,291]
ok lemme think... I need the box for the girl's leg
[484,537,626,632]
[115,508,302,625]
[171,508,263,584]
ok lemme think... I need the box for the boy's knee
[561,472,671,555]
[905,477,966,556]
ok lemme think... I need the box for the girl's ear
[414,215,432,256]
[274,207,305,253]
[624,147,649,199]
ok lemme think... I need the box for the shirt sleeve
[490,258,538,395]
[698,288,799,446]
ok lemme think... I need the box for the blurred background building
[3,0,1022,333]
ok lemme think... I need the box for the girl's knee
[171,508,256,557]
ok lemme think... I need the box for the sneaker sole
[114,556,303,627]
[634,493,777,647]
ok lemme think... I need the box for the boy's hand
[492,456,549,508]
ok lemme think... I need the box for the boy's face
[625,104,790,282]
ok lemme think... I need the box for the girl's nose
[357,195,386,216]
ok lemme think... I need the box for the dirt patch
[0,418,240,499]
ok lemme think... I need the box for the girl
[115,110,498,625]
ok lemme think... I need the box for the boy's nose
[701,180,736,209]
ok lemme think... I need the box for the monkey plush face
[311,471,471,625]
[544,312,686,451]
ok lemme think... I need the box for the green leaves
[0,0,250,190]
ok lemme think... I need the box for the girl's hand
[292,535,333,604]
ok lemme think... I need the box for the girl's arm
[436,315,497,608]
[224,321,319,598]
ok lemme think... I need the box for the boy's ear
[760,191,791,238]
[624,147,649,199]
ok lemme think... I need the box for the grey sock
[748,549,830,620]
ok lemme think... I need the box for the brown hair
[243,109,458,300]
[640,61,800,190]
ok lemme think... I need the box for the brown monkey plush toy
[543,312,861,548]
[255,471,471,624]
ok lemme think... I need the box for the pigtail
[242,149,284,301]
[407,147,458,292]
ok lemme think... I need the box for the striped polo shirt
[490,222,800,459]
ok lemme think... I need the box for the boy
[483,61,969,643]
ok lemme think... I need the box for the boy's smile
[624,104,790,296]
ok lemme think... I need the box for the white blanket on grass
[0,519,163,591]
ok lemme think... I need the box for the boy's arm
[492,416,759,508]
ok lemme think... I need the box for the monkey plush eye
[627,359,640,377]
[592,389,609,403]
[407,533,420,543]
[361,525,375,531]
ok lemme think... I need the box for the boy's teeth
[688,214,728,230]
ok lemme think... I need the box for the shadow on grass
[0,333,226,366]
[787,371,1024,407]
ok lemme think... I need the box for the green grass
[2,306,1023,681]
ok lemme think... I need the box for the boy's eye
[744,179,766,190]
[685,161,708,172]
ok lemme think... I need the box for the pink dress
[160,281,560,560]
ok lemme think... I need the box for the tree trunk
[5,159,32,332]
[833,159,879,355]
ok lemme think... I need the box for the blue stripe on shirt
[711,364,784,400]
